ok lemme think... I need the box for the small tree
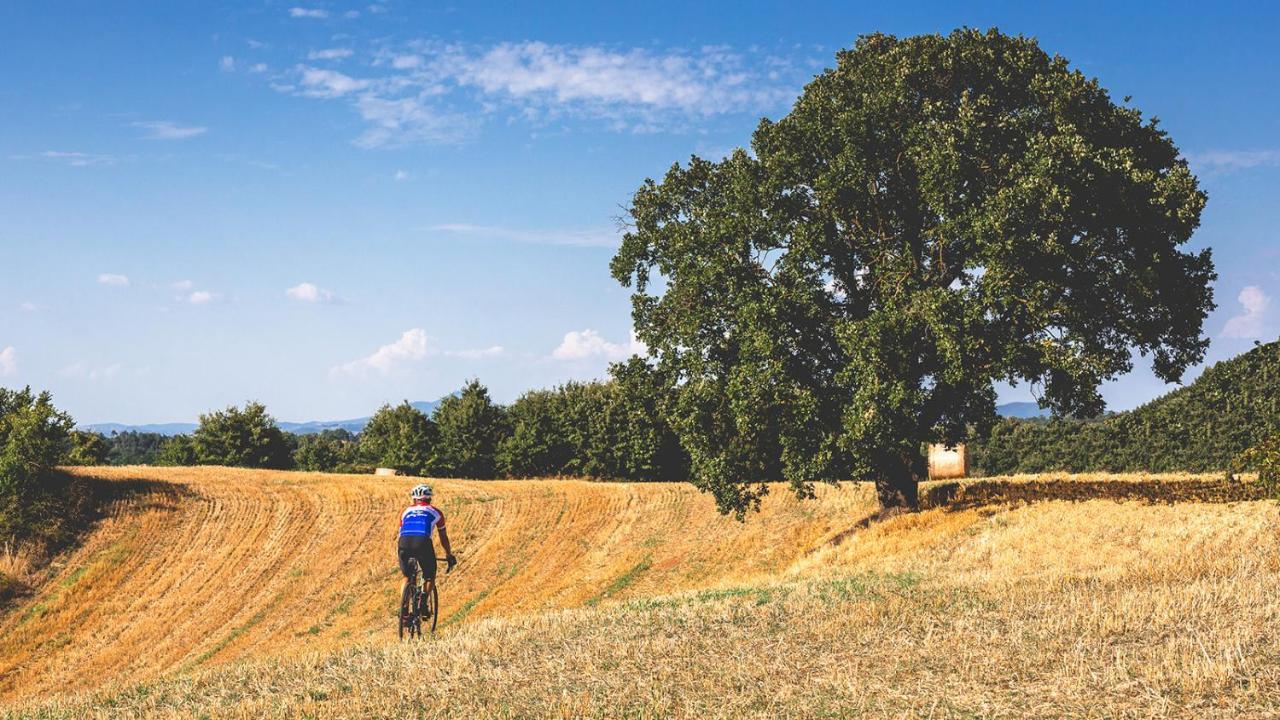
[294,429,358,472]
[612,29,1214,515]
[498,389,572,477]
[433,380,508,478]
[64,431,111,466]
[192,402,293,469]
[0,387,75,540]
[1229,434,1280,499]
[155,434,198,466]
[359,403,436,476]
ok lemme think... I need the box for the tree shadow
[823,476,1269,550]
[921,476,1270,512]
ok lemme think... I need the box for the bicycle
[399,557,449,639]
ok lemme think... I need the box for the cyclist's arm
[438,525,454,557]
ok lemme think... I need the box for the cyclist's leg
[418,542,438,604]
[397,544,417,614]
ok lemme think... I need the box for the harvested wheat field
[2,467,1278,719]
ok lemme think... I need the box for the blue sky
[1,1,1278,425]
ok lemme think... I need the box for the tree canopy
[191,402,293,469]
[359,403,436,476]
[611,28,1214,515]
[433,380,508,478]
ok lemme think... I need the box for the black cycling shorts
[398,535,437,580]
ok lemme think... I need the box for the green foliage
[154,435,198,466]
[359,402,437,476]
[611,29,1213,514]
[0,387,77,542]
[1229,434,1280,498]
[105,431,168,465]
[432,380,507,478]
[294,429,360,473]
[191,402,293,469]
[64,431,110,466]
[496,365,689,481]
[972,340,1280,474]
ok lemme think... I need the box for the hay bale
[927,443,968,480]
[373,467,400,477]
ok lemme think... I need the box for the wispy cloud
[187,290,215,305]
[552,329,646,361]
[60,362,122,381]
[132,120,208,140]
[98,273,130,286]
[269,40,802,147]
[308,48,353,61]
[0,346,15,377]
[445,346,504,360]
[286,282,338,303]
[1221,285,1272,339]
[220,55,236,72]
[289,7,329,18]
[33,150,115,167]
[18,302,38,312]
[333,328,429,376]
[428,223,617,247]
[1188,149,1280,173]
[170,279,194,291]
[394,169,411,181]
[297,66,370,98]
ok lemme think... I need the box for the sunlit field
[2,467,1277,718]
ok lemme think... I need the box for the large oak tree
[611,29,1215,516]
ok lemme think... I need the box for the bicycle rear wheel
[399,561,419,640]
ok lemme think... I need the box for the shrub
[1228,433,1280,499]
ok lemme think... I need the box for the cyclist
[395,484,456,618]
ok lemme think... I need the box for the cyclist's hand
[446,554,457,573]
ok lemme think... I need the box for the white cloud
[132,120,208,140]
[552,329,646,361]
[271,40,799,147]
[428,223,617,247]
[367,4,387,13]
[286,281,337,303]
[39,150,114,167]
[249,62,268,74]
[98,273,130,286]
[0,347,15,377]
[170,279,194,291]
[352,94,474,148]
[289,7,329,18]
[297,66,370,98]
[308,48,354,61]
[18,302,37,312]
[187,291,215,304]
[391,54,423,69]
[343,9,360,18]
[445,346,504,360]
[1189,150,1280,173]
[1222,285,1273,339]
[458,42,780,115]
[394,169,411,181]
[333,328,429,376]
[219,55,236,72]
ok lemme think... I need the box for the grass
[1,468,1277,718]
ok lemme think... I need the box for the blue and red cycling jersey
[398,503,445,539]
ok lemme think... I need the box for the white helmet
[411,484,433,501]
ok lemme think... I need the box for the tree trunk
[874,451,920,511]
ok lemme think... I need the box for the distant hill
[974,339,1280,474]
[82,399,445,437]
[995,401,1048,419]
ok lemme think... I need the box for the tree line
[63,367,690,481]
